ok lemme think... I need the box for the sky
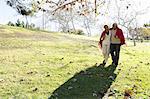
[0,0,150,35]
[0,0,18,24]
[97,0,150,26]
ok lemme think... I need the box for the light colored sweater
[111,29,121,44]
[102,31,111,45]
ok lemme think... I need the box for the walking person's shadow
[48,64,118,99]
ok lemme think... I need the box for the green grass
[0,25,150,99]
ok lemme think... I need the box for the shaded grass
[0,25,150,98]
[49,65,118,99]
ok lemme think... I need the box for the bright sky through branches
[0,0,150,35]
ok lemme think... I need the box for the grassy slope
[0,25,149,99]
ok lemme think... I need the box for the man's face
[113,23,117,30]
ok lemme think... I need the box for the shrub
[7,21,15,26]
[68,29,85,35]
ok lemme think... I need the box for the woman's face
[104,26,109,32]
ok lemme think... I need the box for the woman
[99,25,111,66]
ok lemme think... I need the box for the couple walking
[99,23,125,66]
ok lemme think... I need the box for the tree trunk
[25,16,28,28]
[42,11,45,30]
[133,39,136,46]
[71,18,76,31]
[127,32,129,39]
[83,19,90,36]
[132,36,136,46]
[84,16,91,36]
[70,9,76,31]
[87,22,91,36]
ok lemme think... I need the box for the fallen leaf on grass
[68,86,73,90]
[46,74,51,77]
[32,88,38,92]
[92,93,97,97]
[109,76,115,80]
[0,79,4,82]
[60,57,64,60]
[19,79,24,82]
[72,78,77,82]
[145,63,150,65]
[69,61,73,63]
[27,71,37,75]
[124,89,133,99]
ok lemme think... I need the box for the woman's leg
[104,44,110,63]
[102,44,107,63]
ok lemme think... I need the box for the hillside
[0,25,150,99]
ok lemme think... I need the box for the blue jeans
[110,44,121,65]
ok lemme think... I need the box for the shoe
[111,62,116,66]
[102,60,106,66]
[99,60,106,66]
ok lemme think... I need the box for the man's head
[112,23,118,30]
[104,25,109,32]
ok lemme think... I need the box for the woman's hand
[125,43,127,47]
[98,41,102,49]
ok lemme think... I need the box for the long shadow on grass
[49,64,118,99]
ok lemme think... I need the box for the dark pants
[110,44,121,66]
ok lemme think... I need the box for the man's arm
[120,29,125,45]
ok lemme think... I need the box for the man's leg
[115,44,121,66]
[110,44,115,64]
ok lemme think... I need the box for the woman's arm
[99,31,105,47]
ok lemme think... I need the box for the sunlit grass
[0,25,149,98]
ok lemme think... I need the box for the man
[110,23,125,66]
[99,25,111,66]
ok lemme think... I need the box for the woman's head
[104,25,109,32]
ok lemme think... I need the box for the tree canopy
[6,0,34,16]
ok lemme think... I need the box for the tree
[69,29,85,35]
[110,0,150,45]
[6,0,109,35]
[21,21,25,28]
[6,0,36,28]
[16,19,21,27]
[30,0,107,35]
[144,23,150,28]
[129,27,138,46]
[140,28,150,40]
[50,10,73,32]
